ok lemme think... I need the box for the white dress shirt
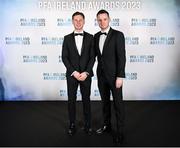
[71,31,89,76]
[99,26,110,54]
[74,31,83,55]
[99,27,123,80]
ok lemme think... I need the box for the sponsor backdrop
[0,0,180,100]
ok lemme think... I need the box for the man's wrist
[116,77,123,80]
[84,72,89,76]
[71,71,77,76]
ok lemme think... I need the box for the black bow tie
[100,32,107,36]
[74,33,84,36]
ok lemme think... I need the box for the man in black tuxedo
[62,12,95,136]
[94,10,126,144]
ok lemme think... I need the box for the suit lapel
[80,31,86,56]
[96,32,101,55]
[102,28,113,54]
[70,33,80,56]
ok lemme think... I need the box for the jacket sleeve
[62,36,75,74]
[86,36,95,74]
[116,32,126,78]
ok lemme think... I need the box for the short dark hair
[72,11,85,20]
[96,9,109,17]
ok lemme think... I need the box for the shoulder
[64,32,73,39]
[63,33,73,45]
[94,31,101,38]
[111,28,124,37]
[84,31,93,38]
[110,29,125,41]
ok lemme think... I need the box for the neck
[101,26,110,32]
[75,29,83,32]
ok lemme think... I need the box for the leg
[98,75,111,126]
[111,86,125,143]
[96,74,112,134]
[112,87,124,133]
[80,77,92,129]
[66,76,78,125]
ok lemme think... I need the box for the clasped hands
[73,71,88,81]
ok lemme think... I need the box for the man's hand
[79,72,88,81]
[116,78,123,88]
[73,71,81,80]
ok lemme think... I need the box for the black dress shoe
[113,133,124,144]
[81,126,93,135]
[68,124,76,136]
[84,127,93,135]
[96,125,112,134]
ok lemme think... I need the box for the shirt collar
[74,30,84,34]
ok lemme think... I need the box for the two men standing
[62,10,126,144]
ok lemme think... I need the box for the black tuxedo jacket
[62,31,95,77]
[94,27,126,83]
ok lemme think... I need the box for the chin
[101,26,108,29]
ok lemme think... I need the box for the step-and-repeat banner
[0,0,180,100]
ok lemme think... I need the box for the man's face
[97,13,110,30]
[72,15,85,31]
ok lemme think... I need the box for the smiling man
[62,11,95,136]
